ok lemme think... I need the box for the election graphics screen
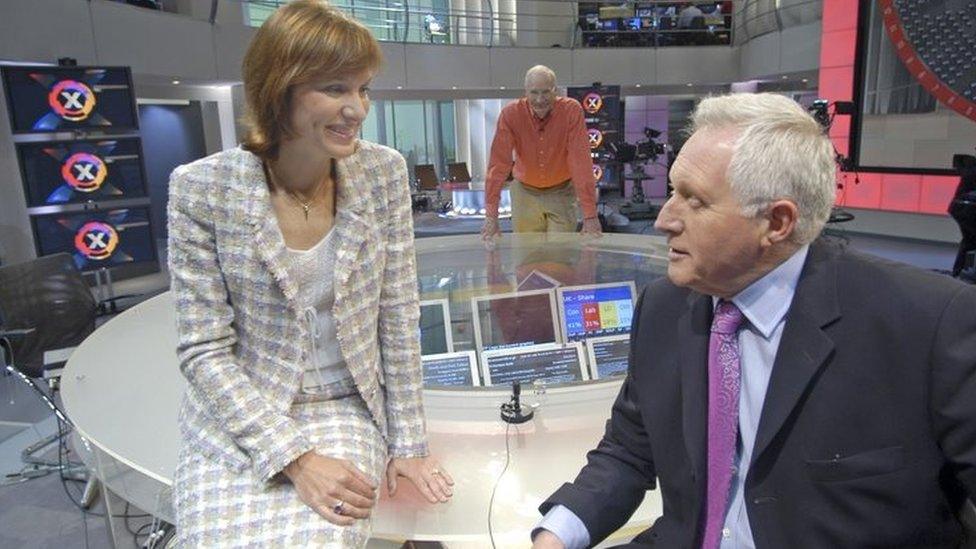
[422,351,480,388]
[557,281,636,341]
[17,138,148,207]
[481,342,588,386]
[2,66,138,133]
[586,334,631,379]
[471,289,561,353]
[31,207,157,273]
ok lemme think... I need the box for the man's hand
[481,216,501,249]
[532,529,566,549]
[283,450,377,526]
[581,216,603,237]
[386,456,454,503]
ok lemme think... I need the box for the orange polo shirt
[484,96,597,219]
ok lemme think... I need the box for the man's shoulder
[555,96,584,114]
[811,238,974,306]
[501,98,528,116]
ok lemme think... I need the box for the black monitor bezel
[28,205,160,280]
[1,65,140,135]
[15,135,149,208]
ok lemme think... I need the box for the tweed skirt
[173,393,387,548]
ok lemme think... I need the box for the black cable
[487,421,514,549]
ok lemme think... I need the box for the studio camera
[609,127,668,164]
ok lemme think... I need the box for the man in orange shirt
[481,65,602,243]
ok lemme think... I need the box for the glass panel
[439,100,456,164]
[392,101,428,177]
[361,100,381,144]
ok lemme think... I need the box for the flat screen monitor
[586,334,631,379]
[16,138,148,207]
[419,299,453,355]
[30,206,157,275]
[2,66,138,133]
[626,17,642,31]
[471,289,560,353]
[481,342,588,386]
[557,281,637,342]
[598,19,619,31]
[422,351,479,388]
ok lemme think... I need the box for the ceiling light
[172,79,180,85]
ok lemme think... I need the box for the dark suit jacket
[542,239,976,548]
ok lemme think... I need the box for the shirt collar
[712,245,809,339]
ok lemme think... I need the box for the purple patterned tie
[701,300,745,549]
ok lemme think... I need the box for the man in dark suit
[532,93,976,548]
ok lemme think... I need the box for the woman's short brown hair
[241,0,382,160]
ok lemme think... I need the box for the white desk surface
[62,234,668,546]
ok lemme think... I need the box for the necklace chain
[266,163,326,221]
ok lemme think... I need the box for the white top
[286,227,353,391]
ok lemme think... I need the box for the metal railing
[161,0,823,49]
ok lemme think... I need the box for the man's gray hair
[524,65,557,89]
[690,93,837,245]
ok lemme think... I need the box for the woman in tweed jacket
[167,2,452,545]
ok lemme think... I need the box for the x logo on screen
[583,92,603,114]
[74,221,119,261]
[61,153,107,192]
[587,128,604,149]
[48,80,96,122]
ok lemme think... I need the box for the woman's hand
[385,456,454,503]
[283,450,377,526]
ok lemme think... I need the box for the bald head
[524,65,557,118]
[524,65,557,89]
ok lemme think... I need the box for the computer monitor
[557,281,637,342]
[422,351,480,388]
[419,299,453,355]
[586,334,631,379]
[16,138,148,207]
[626,17,641,31]
[1,65,138,133]
[30,206,158,277]
[471,289,560,353]
[481,342,588,386]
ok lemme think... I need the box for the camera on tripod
[606,127,668,221]
[608,127,667,164]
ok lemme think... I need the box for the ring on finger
[332,500,345,515]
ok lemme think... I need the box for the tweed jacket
[167,142,428,484]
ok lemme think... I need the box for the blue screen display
[561,285,634,341]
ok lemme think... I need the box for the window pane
[439,100,456,163]
[361,100,380,143]
[392,101,427,176]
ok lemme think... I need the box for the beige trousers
[509,179,579,233]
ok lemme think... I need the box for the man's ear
[763,199,798,245]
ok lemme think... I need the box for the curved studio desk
[62,233,670,547]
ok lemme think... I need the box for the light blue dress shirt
[535,245,810,549]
